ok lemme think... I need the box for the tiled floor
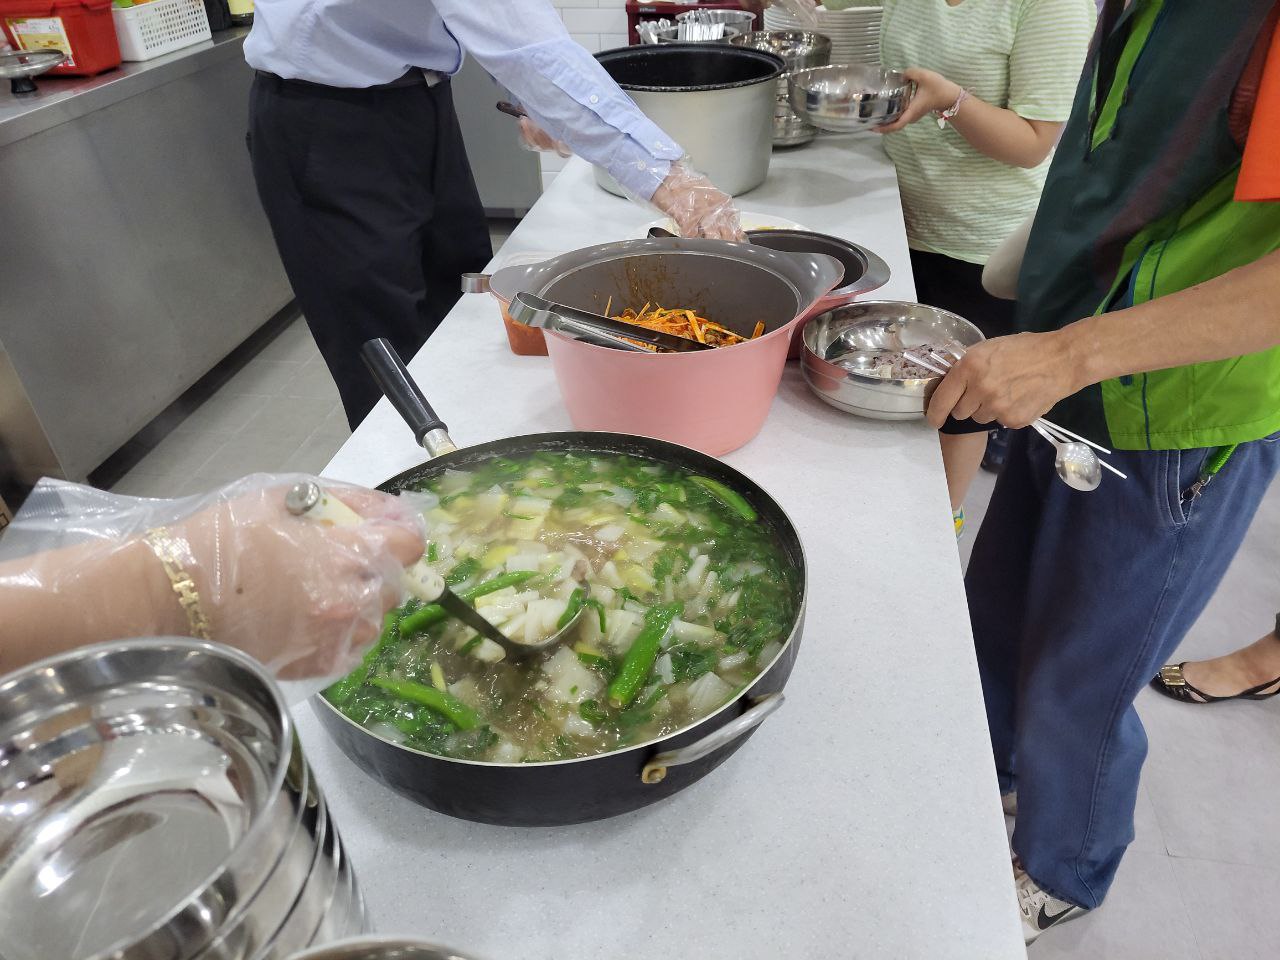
[109,317,351,499]
[105,223,1278,957]
[107,219,520,499]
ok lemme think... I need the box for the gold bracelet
[142,526,213,640]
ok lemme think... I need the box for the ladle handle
[360,338,457,456]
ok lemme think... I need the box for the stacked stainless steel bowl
[731,31,832,146]
[0,638,368,960]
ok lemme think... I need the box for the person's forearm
[433,0,679,200]
[0,539,184,675]
[1059,249,1280,391]
[948,97,1059,168]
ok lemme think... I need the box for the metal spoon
[475,580,594,662]
[1031,423,1102,492]
[285,481,590,660]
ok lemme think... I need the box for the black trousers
[910,248,1017,436]
[248,74,493,427]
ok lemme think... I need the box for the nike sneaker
[1014,860,1088,943]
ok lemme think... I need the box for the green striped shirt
[880,0,1096,263]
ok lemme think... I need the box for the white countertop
[299,138,1025,959]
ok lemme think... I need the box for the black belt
[255,68,446,92]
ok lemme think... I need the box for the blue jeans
[967,429,1280,909]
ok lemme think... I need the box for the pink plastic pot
[483,238,843,455]
[542,316,797,455]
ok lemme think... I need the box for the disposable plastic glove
[650,160,745,240]
[0,475,426,680]
[518,117,573,159]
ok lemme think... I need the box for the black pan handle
[360,339,458,456]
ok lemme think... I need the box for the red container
[1,0,120,76]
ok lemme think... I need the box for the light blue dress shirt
[244,0,683,199]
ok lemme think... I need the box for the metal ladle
[285,480,590,661]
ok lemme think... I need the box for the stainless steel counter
[0,30,292,485]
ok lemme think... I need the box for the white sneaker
[1002,792,1018,817]
[1014,860,1088,943]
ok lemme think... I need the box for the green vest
[1016,0,1280,450]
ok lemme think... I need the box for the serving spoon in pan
[285,478,590,661]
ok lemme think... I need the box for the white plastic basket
[112,0,212,62]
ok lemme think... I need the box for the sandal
[1150,662,1280,704]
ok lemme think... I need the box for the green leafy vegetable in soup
[325,452,796,762]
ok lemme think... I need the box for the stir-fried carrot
[751,321,766,339]
[609,303,755,348]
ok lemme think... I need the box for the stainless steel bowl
[732,31,833,146]
[0,638,364,960]
[788,65,915,133]
[287,940,492,960]
[730,30,832,71]
[801,301,985,420]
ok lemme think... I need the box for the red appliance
[624,0,764,46]
[0,0,120,76]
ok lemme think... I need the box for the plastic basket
[111,0,210,62]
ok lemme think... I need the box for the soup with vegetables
[325,452,798,763]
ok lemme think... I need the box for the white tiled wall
[541,0,630,190]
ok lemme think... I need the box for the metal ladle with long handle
[284,478,589,661]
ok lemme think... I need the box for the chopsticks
[901,346,1128,481]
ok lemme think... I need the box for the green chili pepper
[690,476,756,522]
[369,677,478,730]
[584,598,608,632]
[557,587,587,629]
[400,570,537,635]
[607,602,682,708]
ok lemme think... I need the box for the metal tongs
[508,291,713,353]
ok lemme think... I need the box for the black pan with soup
[310,341,806,826]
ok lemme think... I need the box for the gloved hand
[518,117,573,159]
[649,161,745,240]
[772,0,820,26]
[0,475,427,681]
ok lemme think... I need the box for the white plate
[636,212,810,238]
